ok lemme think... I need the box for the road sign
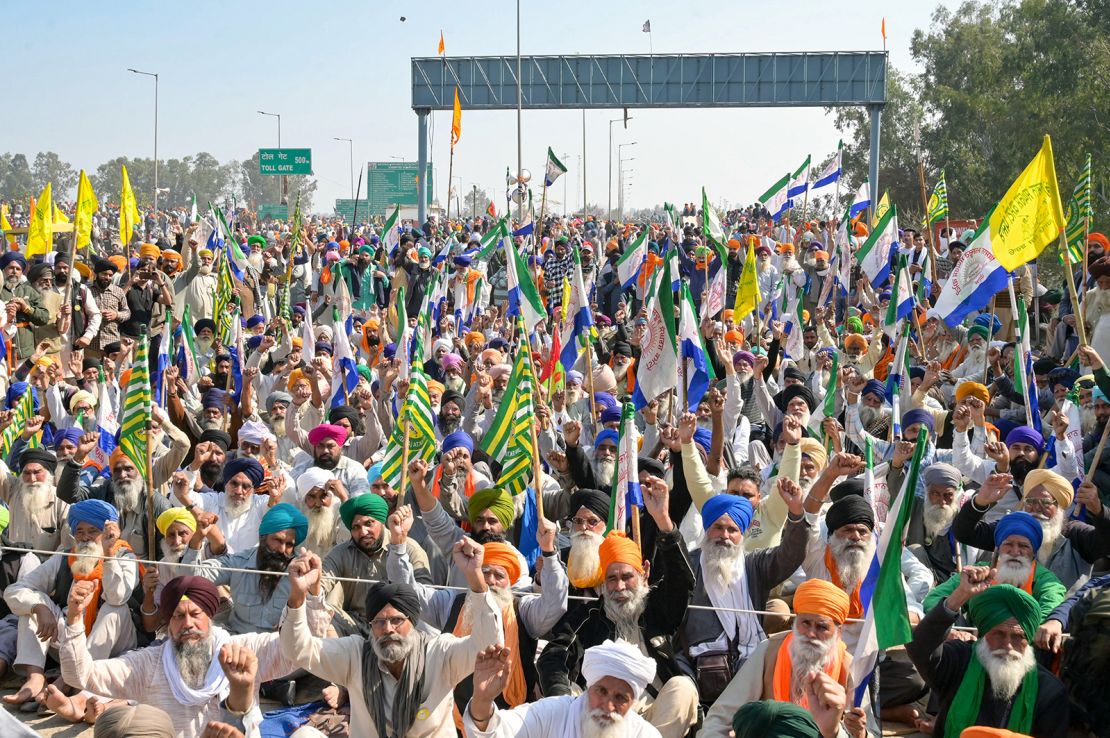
[365,162,433,213]
[259,148,312,175]
[257,203,290,221]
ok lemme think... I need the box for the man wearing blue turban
[171,455,281,556]
[678,483,811,706]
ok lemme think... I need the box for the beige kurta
[0,472,73,555]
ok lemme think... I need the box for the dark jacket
[0,281,49,360]
[537,527,694,697]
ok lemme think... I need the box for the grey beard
[1080,406,1099,435]
[858,405,889,429]
[788,629,835,701]
[17,480,54,520]
[737,370,754,384]
[975,638,1035,702]
[828,536,875,590]
[304,504,338,553]
[703,539,743,590]
[995,554,1033,586]
[1035,510,1065,562]
[371,628,418,663]
[923,500,959,538]
[582,709,627,738]
[224,495,252,519]
[199,416,223,431]
[439,415,461,435]
[603,582,649,642]
[593,458,616,488]
[567,530,604,585]
[70,541,101,577]
[115,478,144,513]
[174,633,214,689]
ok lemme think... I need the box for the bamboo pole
[145,416,156,558]
[917,161,941,289]
[398,416,411,497]
[1060,231,1088,347]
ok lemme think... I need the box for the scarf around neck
[943,644,1037,738]
[362,630,430,738]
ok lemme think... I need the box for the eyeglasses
[569,516,604,529]
[370,615,409,630]
[1023,497,1057,510]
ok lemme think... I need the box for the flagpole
[917,161,940,290]
[981,294,997,384]
[142,334,156,559]
[522,336,546,523]
[446,146,455,223]
[1060,232,1088,347]
[399,416,411,501]
[584,338,598,424]
[1007,278,1035,429]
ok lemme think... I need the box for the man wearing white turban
[464,639,661,738]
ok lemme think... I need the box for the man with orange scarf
[3,499,139,714]
[385,504,567,717]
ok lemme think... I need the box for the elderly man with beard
[561,488,612,593]
[950,324,994,382]
[926,508,1066,624]
[0,446,73,556]
[539,480,699,738]
[894,461,975,584]
[137,508,221,634]
[678,482,811,707]
[951,470,1108,591]
[907,571,1069,737]
[293,468,347,556]
[465,639,661,738]
[702,579,864,737]
[388,506,567,717]
[175,457,284,555]
[289,423,371,500]
[0,251,49,363]
[282,538,503,738]
[2,500,138,714]
[564,422,619,491]
[173,229,219,322]
[322,493,432,637]
[60,575,317,738]
[260,390,296,460]
[855,379,892,437]
[438,389,466,439]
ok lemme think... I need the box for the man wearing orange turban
[138,243,161,261]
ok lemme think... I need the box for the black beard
[200,461,222,488]
[212,372,229,387]
[257,546,292,599]
[1010,458,1036,485]
[473,529,505,545]
[314,454,339,470]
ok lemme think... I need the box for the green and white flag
[381,205,401,256]
[544,147,568,187]
[504,232,546,333]
[701,187,727,263]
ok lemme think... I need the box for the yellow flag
[451,87,462,150]
[119,164,141,246]
[26,183,54,258]
[732,241,761,323]
[1,204,14,247]
[74,170,99,249]
[989,134,1066,272]
[53,200,70,225]
[872,191,890,226]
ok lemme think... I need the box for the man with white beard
[262,390,296,460]
[172,232,219,322]
[678,483,810,707]
[951,469,1110,590]
[907,569,1069,737]
[899,462,971,584]
[174,457,284,554]
[294,467,345,557]
[702,578,863,737]
[925,508,1066,624]
[60,574,320,738]
[3,500,138,714]
[564,422,619,491]
[561,489,611,592]
[137,508,216,633]
[465,639,661,738]
[949,324,992,382]
[856,380,892,437]
[0,447,72,555]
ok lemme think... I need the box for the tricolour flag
[1060,153,1092,265]
[678,282,712,411]
[928,209,1011,328]
[544,147,568,187]
[119,165,141,246]
[856,204,898,288]
[504,232,546,333]
[616,227,648,289]
[608,402,643,533]
[732,241,761,323]
[74,171,99,250]
[560,247,595,371]
[787,155,811,199]
[118,335,151,473]
[926,169,949,224]
[379,367,438,488]
[887,327,911,439]
[26,183,54,258]
[989,134,1066,272]
[811,141,843,191]
[381,205,401,256]
[759,173,791,221]
[848,181,871,219]
[631,253,677,409]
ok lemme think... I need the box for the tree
[462,187,489,218]
[237,151,315,211]
[31,152,77,197]
[0,153,36,203]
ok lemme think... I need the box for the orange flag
[451,87,462,150]
[437,31,445,56]
[881,17,887,42]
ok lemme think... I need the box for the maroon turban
[158,575,221,623]
[307,423,349,447]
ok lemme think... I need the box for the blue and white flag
[505,232,546,333]
[329,277,360,408]
[787,155,811,199]
[631,256,677,410]
[856,204,898,288]
[609,402,643,533]
[812,142,843,191]
[848,181,871,219]
[153,321,171,407]
[560,247,595,371]
[883,255,914,341]
[616,227,648,289]
[544,148,568,187]
[759,173,792,221]
[89,376,119,474]
[927,211,1012,328]
[678,282,710,410]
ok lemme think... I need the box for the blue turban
[246,335,264,351]
[259,502,308,546]
[994,511,1043,552]
[223,457,265,487]
[6,382,39,412]
[567,370,584,385]
[453,255,472,267]
[366,461,384,484]
[383,343,397,359]
[68,499,119,534]
[599,406,622,425]
[594,428,619,449]
[488,337,509,351]
[1095,386,1109,404]
[245,314,265,329]
[702,494,754,534]
[1004,425,1043,453]
[1048,367,1079,389]
[442,431,475,455]
[901,408,935,434]
[909,366,926,381]
[202,389,227,411]
[292,305,306,316]
[0,252,27,271]
[974,313,1003,336]
[861,380,886,401]
[692,427,713,457]
[54,427,84,451]
[593,393,619,412]
[315,341,333,355]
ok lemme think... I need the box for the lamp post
[333,138,354,199]
[127,68,158,218]
[608,117,633,221]
[258,110,283,202]
[617,143,637,221]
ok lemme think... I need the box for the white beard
[223,495,252,520]
[737,370,754,384]
[174,633,214,689]
[858,405,890,429]
[17,480,55,520]
[568,530,604,585]
[975,638,1035,702]
[703,538,743,590]
[788,628,836,702]
[197,265,213,277]
[1032,510,1064,562]
[160,539,189,580]
[70,540,101,577]
[462,585,514,632]
[923,499,959,538]
[566,388,583,406]
[115,478,144,513]
[248,252,264,271]
[995,554,1033,586]
[371,628,418,663]
[828,535,875,591]
[965,344,987,368]
[593,458,616,489]
[304,504,338,553]
[1080,406,1099,435]
[603,581,649,643]
[582,708,627,738]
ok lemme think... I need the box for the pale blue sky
[6,0,951,214]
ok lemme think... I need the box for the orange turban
[955,382,990,404]
[465,331,486,347]
[1089,232,1109,252]
[139,243,161,260]
[802,310,811,323]
[599,531,643,576]
[844,333,867,352]
[108,448,132,470]
[74,262,92,280]
[724,330,744,344]
[108,255,128,272]
[426,379,445,396]
[339,239,350,254]
[793,578,851,624]
[721,309,734,322]
[483,541,522,584]
[814,250,829,261]
[291,337,303,349]
[480,348,503,365]
[777,242,795,254]
[287,368,308,389]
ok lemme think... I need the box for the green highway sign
[257,203,290,221]
[259,148,312,175]
[366,162,433,213]
[333,200,370,223]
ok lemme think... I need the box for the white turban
[238,420,273,446]
[433,338,453,356]
[296,467,335,498]
[581,639,657,700]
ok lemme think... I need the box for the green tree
[31,152,77,196]
[0,153,36,203]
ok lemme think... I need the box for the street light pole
[258,110,283,202]
[515,0,524,224]
[617,142,637,220]
[334,137,354,198]
[608,117,633,222]
[128,68,159,219]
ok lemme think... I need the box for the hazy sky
[7,0,952,215]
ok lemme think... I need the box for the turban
[724,329,744,344]
[902,408,935,434]
[328,405,364,436]
[157,575,221,624]
[923,463,962,490]
[482,541,523,584]
[732,701,820,738]
[783,367,807,384]
[733,350,756,367]
[198,429,232,451]
[366,461,385,485]
[68,499,119,534]
[593,393,619,414]
[441,390,465,411]
[691,428,713,458]
[156,508,197,536]
[193,318,217,335]
[365,581,422,621]
[798,438,828,470]
[237,419,271,446]
[638,456,666,479]
[612,341,633,357]
[468,487,515,530]
[825,495,875,535]
[480,348,503,365]
[161,249,182,263]
[701,494,754,534]
[566,370,584,385]
[846,317,864,334]
[844,333,867,352]
[138,243,161,260]
[247,235,267,250]
[426,380,445,396]
[453,255,472,267]
[315,341,333,355]
[793,578,851,624]
[861,379,886,400]
[1004,426,1043,453]
[93,257,118,274]
[756,245,773,256]
[245,314,265,329]
[994,511,1042,552]
[878,290,892,303]
[246,335,263,351]
[594,428,619,449]
[1032,357,1057,376]
[1048,367,1079,390]
[775,384,816,413]
[308,423,349,447]
[966,584,1041,641]
[0,506,8,534]
[599,406,622,425]
[592,365,617,395]
[973,313,1002,335]
[222,457,265,487]
[93,704,175,738]
[1090,232,1110,252]
[1023,469,1073,509]
[432,338,452,355]
[0,252,27,271]
[967,325,990,343]
[52,428,82,453]
[442,431,474,455]
[20,447,58,473]
[581,639,657,701]
[441,353,464,371]
[829,478,865,501]
[340,493,389,529]
[956,381,990,404]
[258,503,308,546]
[488,363,512,380]
[570,489,610,521]
[909,365,925,381]
[599,531,643,575]
[67,389,97,414]
[201,389,227,411]
[464,331,486,347]
[296,467,335,498]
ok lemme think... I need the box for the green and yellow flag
[989,135,1066,272]
[379,367,438,489]
[0,384,39,456]
[479,320,536,496]
[1060,153,1092,266]
[118,335,151,472]
[926,170,948,224]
